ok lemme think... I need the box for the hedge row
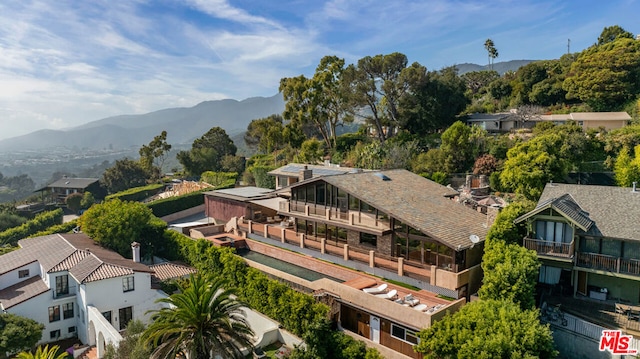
[164,232,328,337]
[146,180,236,218]
[30,219,79,238]
[105,183,165,202]
[200,171,238,188]
[0,209,64,246]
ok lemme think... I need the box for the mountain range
[0,94,285,152]
[0,60,534,153]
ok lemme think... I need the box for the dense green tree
[479,240,540,310]
[280,56,352,148]
[0,313,44,358]
[604,124,640,167]
[296,138,325,164]
[462,70,500,97]
[614,145,640,187]
[65,192,83,213]
[500,133,570,200]
[80,191,95,209]
[415,299,557,359]
[564,37,640,111]
[101,158,148,193]
[104,320,152,359]
[244,115,285,153]
[597,25,635,45]
[289,318,381,359]
[486,200,535,245]
[139,131,172,179]
[440,121,480,173]
[399,66,468,135]
[15,345,68,359]
[177,127,237,176]
[411,149,446,175]
[78,199,166,258]
[0,212,26,232]
[344,52,426,142]
[219,155,246,174]
[143,274,254,359]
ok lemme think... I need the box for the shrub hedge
[0,209,64,246]
[30,219,79,238]
[105,183,165,202]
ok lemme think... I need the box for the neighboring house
[515,183,640,303]
[272,168,490,299]
[466,111,631,132]
[536,112,631,131]
[0,233,168,358]
[465,112,520,132]
[35,177,100,204]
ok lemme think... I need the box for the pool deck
[210,234,461,323]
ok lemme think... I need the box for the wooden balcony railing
[523,238,574,258]
[281,200,390,231]
[577,253,640,276]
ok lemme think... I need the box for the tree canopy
[0,313,44,357]
[78,199,166,258]
[139,130,172,179]
[101,158,148,194]
[415,299,557,359]
[177,127,237,176]
[143,273,254,359]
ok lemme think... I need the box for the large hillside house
[269,168,490,299]
[35,177,100,204]
[0,233,169,358]
[516,183,640,303]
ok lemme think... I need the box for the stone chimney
[299,165,313,181]
[131,242,141,263]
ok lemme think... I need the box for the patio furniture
[403,294,420,307]
[413,303,428,311]
[375,289,397,300]
[362,283,388,294]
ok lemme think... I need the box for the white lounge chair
[362,283,388,294]
[403,294,420,307]
[375,289,397,300]
[413,304,428,311]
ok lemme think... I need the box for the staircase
[76,346,97,359]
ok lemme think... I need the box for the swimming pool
[236,249,344,283]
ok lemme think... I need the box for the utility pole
[567,39,571,54]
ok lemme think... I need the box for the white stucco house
[0,233,171,358]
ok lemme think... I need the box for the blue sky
[0,0,638,141]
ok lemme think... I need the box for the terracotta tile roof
[313,169,489,249]
[531,183,640,241]
[149,262,197,281]
[0,276,49,309]
[69,255,135,283]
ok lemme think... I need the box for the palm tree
[142,273,254,359]
[15,345,69,359]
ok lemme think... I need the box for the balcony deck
[523,238,574,259]
[577,253,640,276]
[280,201,391,232]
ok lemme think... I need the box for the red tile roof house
[0,233,171,358]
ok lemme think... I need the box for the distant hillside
[455,60,537,75]
[0,94,285,152]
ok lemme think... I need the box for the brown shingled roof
[317,169,488,249]
[0,276,49,309]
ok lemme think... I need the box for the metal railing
[523,238,574,258]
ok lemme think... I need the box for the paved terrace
[234,218,470,298]
[206,233,464,331]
